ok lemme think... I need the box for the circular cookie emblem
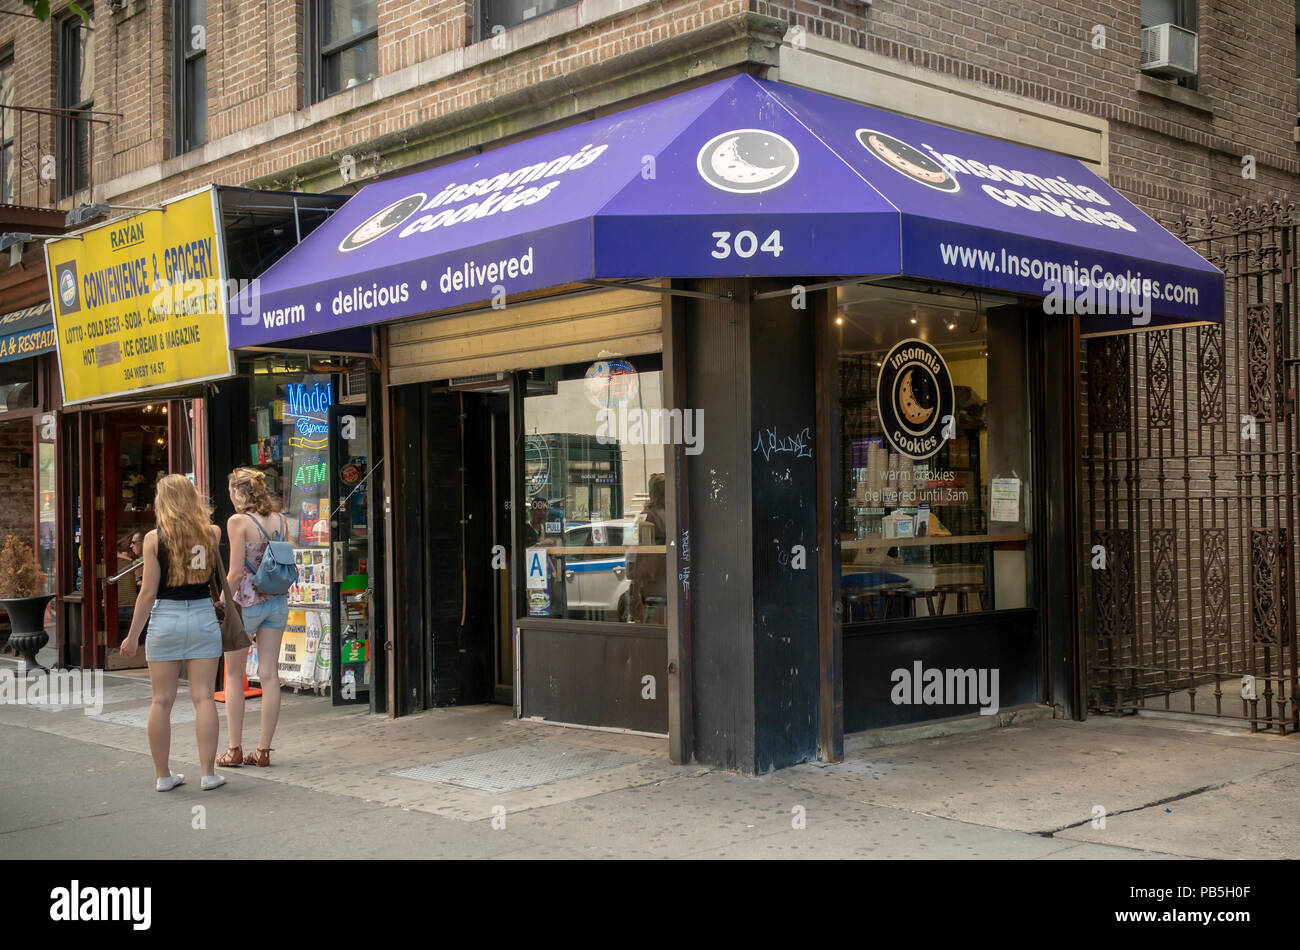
[857,130,959,193]
[697,129,799,194]
[876,338,955,460]
[524,435,551,498]
[338,193,427,252]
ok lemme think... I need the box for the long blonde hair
[228,467,278,516]
[154,474,214,586]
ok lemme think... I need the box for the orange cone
[215,673,263,703]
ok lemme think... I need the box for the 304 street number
[711,230,784,260]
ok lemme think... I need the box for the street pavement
[3,660,1300,859]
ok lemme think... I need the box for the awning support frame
[750,275,895,300]
[579,279,734,301]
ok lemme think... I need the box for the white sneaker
[156,773,185,792]
[200,774,226,791]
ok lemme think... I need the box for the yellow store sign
[45,186,233,404]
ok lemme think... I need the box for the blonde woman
[120,475,226,792]
[218,467,290,769]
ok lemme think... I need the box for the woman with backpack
[119,475,226,792]
[218,467,295,768]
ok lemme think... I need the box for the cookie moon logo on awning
[338,193,427,252]
[858,129,960,193]
[697,130,799,193]
[877,338,955,460]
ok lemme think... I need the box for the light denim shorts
[240,594,289,638]
[146,598,222,662]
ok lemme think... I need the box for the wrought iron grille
[1084,201,1299,733]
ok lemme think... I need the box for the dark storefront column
[680,278,827,773]
[1033,309,1085,719]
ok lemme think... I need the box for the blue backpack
[245,513,298,596]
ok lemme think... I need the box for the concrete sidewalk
[3,659,1299,858]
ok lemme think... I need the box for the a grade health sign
[44,186,233,404]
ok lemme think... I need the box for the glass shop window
[837,285,1031,624]
[520,355,667,625]
[39,438,56,594]
[0,358,35,411]
[245,367,334,560]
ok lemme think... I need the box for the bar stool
[885,588,937,618]
[842,589,880,623]
[936,583,988,614]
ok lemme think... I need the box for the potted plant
[0,535,54,669]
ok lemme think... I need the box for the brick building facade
[1,0,1292,757]
[1,2,1294,223]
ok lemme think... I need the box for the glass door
[103,405,169,663]
[329,403,369,706]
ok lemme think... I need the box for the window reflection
[521,359,667,624]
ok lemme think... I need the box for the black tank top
[156,536,212,600]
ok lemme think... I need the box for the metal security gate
[1084,202,1299,733]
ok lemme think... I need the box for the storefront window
[38,438,55,594]
[246,369,333,589]
[520,356,668,624]
[242,357,364,696]
[0,359,35,412]
[837,285,1030,622]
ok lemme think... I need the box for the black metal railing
[0,103,119,208]
[1084,201,1300,734]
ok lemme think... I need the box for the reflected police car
[561,520,638,621]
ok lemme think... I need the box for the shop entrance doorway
[101,405,173,669]
[391,385,510,714]
[58,399,196,669]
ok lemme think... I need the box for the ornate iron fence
[1084,201,1299,733]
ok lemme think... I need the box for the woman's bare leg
[223,647,249,749]
[188,657,220,778]
[255,626,285,751]
[146,661,182,779]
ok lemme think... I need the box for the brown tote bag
[209,546,252,652]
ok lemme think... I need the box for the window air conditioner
[1141,23,1198,80]
[341,369,368,404]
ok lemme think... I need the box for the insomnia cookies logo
[697,130,799,194]
[338,193,427,252]
[877,338,955,460]
[858,130,960,193]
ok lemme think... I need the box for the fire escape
[0,104,119,245]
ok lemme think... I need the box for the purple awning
[230,74,1223,347]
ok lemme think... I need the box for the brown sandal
[244,747,273,767]
[216,746,243,767]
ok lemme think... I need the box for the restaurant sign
[44,186,233,404]
[0,304,56,364]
